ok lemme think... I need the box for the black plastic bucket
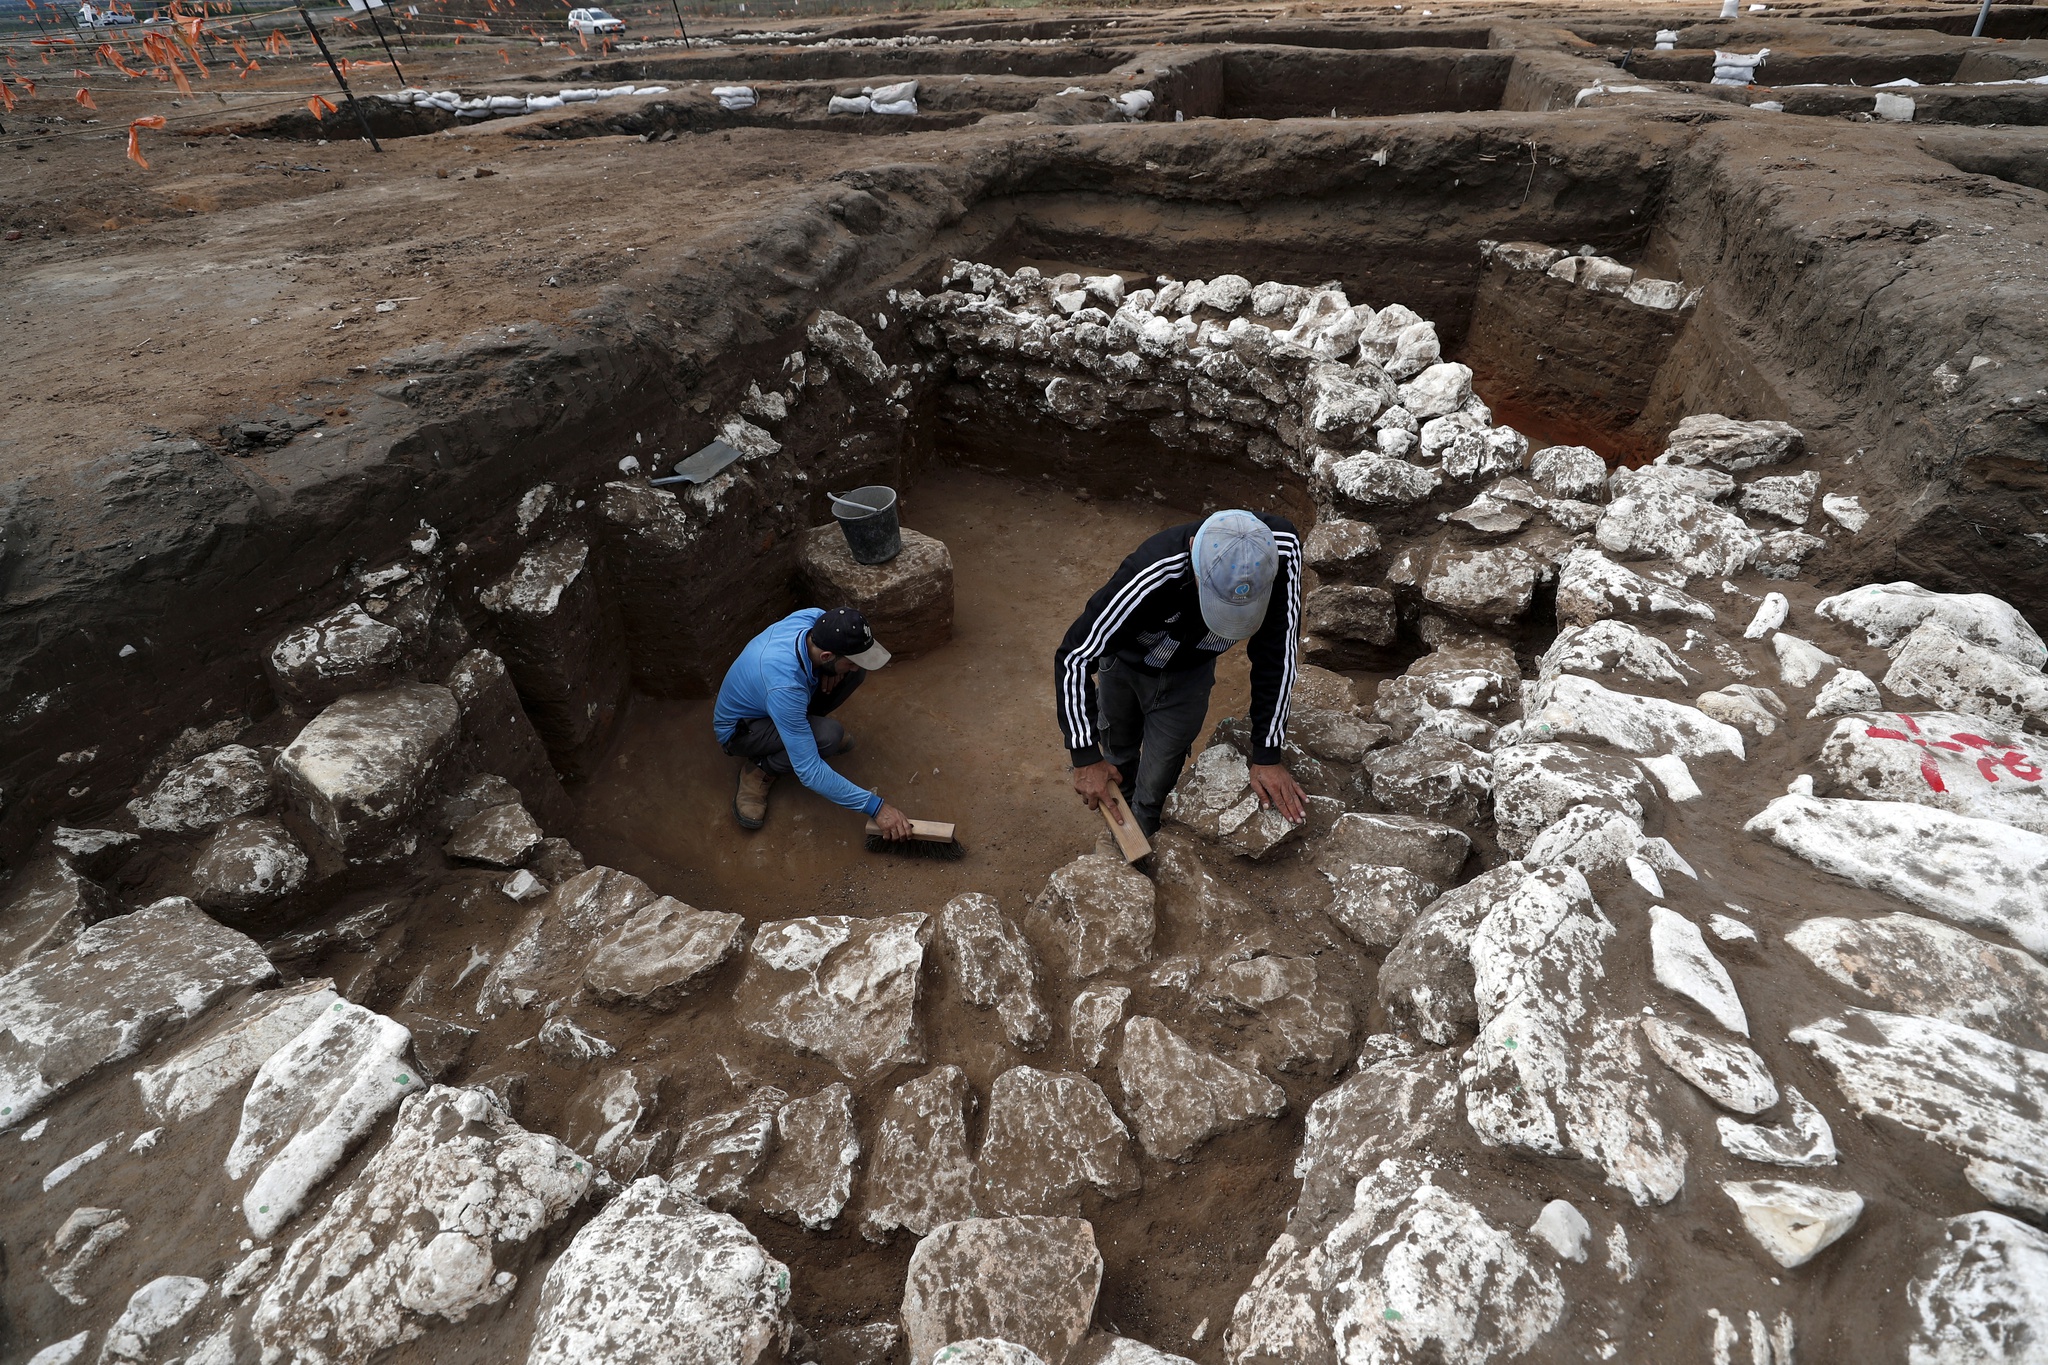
[830,486,902,565]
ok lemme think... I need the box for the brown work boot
[734,765,775,830]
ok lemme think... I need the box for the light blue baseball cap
[1192,509,1279,640]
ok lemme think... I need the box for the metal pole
[1971,0,1994,38]
[298,4,381,150]
[363,2,403,79]
[667,0,689,47]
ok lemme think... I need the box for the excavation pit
[9,5,2048,1357]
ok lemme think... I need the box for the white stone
[1224,1157,1565,1365]
[1595,490,1761,577]
[902,1217,1102,1365]
[1555,549,1715,628]
[1794,1009,2048,1189]
[1819,711,2047,834]
[1708,914,1757,943]
[1885,619,2048,736]
[1115,1017,1285,1162]
[1529,445,1607,502]
[26,1335,89,1365]
[1908,1212,2048,1364]
[735,913,931,1078]
[1660,414,1803,471]
[1738,472,1818,525]
[1523,674,1745,760]
[226,999,424,1239]
[126,744,272,834]
[1698,685,1786,737]
[100,1275,209,1362]
[584,897,746,1009]
[251,1086,590,1359]
[1821,493,1868,531]
[0,897,273,1131]
[977,1067,1138,1217]
[1396,362,1473,419]
[934,1342,1050,1365]
[527,1176,793,1365]
[1524,804,1644,879]
[1029,854,1158,973]
[1773,633,1839,688]
[134,980,339,1124]
[1463,866,1688,1204]
[1641,1017,1775,1111]
[481,866,660,1016]
[1808,668,1882,718]
[758,1084,860,1230]
[1746,786,2048,955]
[667,1089,784,1211]
[1818,581,2048,669]
[1529,1200,1591,1262]
[941,892,1050,1050]
[1722,1180,1863,1268]
[1718,1087,1838,1168]
[276,684,461,859]
[1324,454,1441,510]
[862,1066,978,1240]
[1743,592,1788,639]
[1787,912,2048,1050]
[1648,907,1747,1034]
[1539,620,1692,687]
[1068,986,1130,1070]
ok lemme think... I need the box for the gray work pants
[1094,654,1217,836]
[722,668,863,775]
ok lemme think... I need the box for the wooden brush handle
[1099,786,1152,863]
[866,817,957,843]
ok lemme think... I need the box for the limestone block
[1027,855,1156,976]
[0,853,108,971]
[976,1067,1138,1216]
[527,1177,793,1365]
[225,998,425,1238]
[445,801,544,868]
[478,539,629,776]
[1204,955,1354,1075]
[862,1066,979,1240]
[1361,733,1493,825]
[758,1084,860,1231]
[277,684,461,861]
[1529,445,1607,502]
[189,816,309,916]
[0,897,273,1131]
[251,1086,590,1360]
[735,913,931,1078]
[1884,619,2048,736]
[1640,1017,1776,1113]
[1786,912,2048,1051]
[1818,581,2047,669]
[1723,1181,1863,1268]
[127,744,272,835]
[1818,711,2046,834]
[267,602,415,709]
[479,866,661,1016]
[902,1217,1102,1365]
[584,898,746,1010]
[1554,549,1714,628]
[1116,1017,1285,1161]
[940,893,1050,1051]
[1659,414,1804,471]
[800,523,954,659]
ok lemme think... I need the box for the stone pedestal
[799,524,954,660]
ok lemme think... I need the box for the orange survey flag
[127,113,166,168]
[307,94,336,119]
[76,87,96,108]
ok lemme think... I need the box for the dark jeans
[722,668,864,775]
[1095,654,1217,836]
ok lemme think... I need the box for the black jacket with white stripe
[1054,513,1301,768]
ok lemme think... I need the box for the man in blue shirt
[714,606,914,839]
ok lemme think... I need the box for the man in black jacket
[1054,508,1307,840]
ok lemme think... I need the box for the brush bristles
[865,834,966,860]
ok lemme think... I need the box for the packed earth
[4,0,2048,1362]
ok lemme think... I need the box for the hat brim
[1198,587,1269,642]
[846,641,892,671]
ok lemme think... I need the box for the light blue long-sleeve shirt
[713,609,882,816]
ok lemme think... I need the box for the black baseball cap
[811,607,891,670]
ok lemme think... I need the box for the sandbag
[829,95,873,114]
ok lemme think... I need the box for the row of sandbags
[391,84,668,117]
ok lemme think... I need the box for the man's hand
[1249,762,1308,824]
[818,668,845,695]
[873,802,914,841]
[1071,760,1126,821]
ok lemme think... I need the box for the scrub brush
[864,816,965,860]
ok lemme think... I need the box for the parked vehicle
[76,2,138,27]
[566,7,623,35]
